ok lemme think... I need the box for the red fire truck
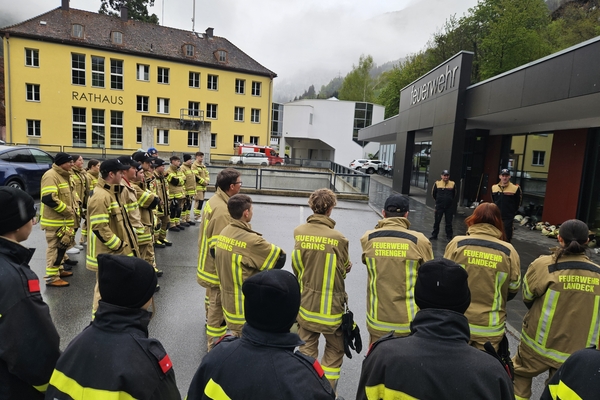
[234,143,285,165]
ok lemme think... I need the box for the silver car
[229,152,269,166]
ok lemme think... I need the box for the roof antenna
[161,0,165,25]
[192,0,196,32]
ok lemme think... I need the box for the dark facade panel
[521,53,573,107]
[418,99,436,128]
[407,106,422,132]
[488,71,525,113]
[465,84,492,118]
[433,92,459,126]
[569,41,600,98]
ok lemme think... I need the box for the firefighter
[357,259,514,400]
[197,168,242,351]
[541,347,600,400]
[186,269,335,400]
[492,169,522,242]
[444,203,521,351]
[166,156,186,230]
[80,159,100,247]
[70,154,89,252]
[512,219,600,400]
[360,194,433,345]
[215,194,286,337]
[46,255,180,400]
[292,188,351,392]
[153,158,172,247]
[86,159,139,313]
[180,154,197,226]
[0,187,61,399]
[430,169,456,240]
[117,156,145,253]
[148,147,159,158]
[191,151,209,221]
[40,152,77,287]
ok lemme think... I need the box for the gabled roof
[0,7,276,78]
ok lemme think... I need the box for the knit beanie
[54,152,73,166]
[0,187,36,235]
[183,154,192,162]
[415,258,471,314]
[98,254,157,308]
[243,270,300,333]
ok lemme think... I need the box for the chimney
[205,27,214,38]
[61,0,69,10]
[120,6,128,21]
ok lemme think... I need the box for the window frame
[157,67,170,84]
[27,119,41,137]
[110,59,124,90]
[189,71,200,88]
[72,24,84,38]
[207,74,218,91]
[188,131,199,147]
[251,81,262,96]
[184,44,195,57]
[251,108,261,123]
[110,110,124,149]
[234,106,245,122]
[71,53,86,86]
[91,56,105,88]
[157,98,170,114]
[72,107,87,147]
[157,129,169,145]
[532,150,546,167]
[233,135,244,146]
[137,95,149,112]
[136,127,142,144]
[92,108,105,148]
[188,101,200,117]
[111,31,123,45]
[235,79,246,95]
[206,103,218,119]
[25,48,39,67]
[249,136,259,145]
[210,133,217,148]
[137,64,150,81]
[26,83,40,102]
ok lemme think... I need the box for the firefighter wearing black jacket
[430,170,456,240]
[46,255,180,400]
[0,187,60,400]
[541,347,600,400]
[357,259,514,400]
[187,269,335,400]
[492,169,522,242]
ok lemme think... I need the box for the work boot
[60,270,73,277]
[64,259,79,266]
[188,221,196,226]
[162,239,173,246]
[181,222,190,227]
[155,268,163,278]
[169,226,180,232]
[63,263,73,271]
[46,277,70,287]
[154,240,165,248]
[155,284,160,293]
[178,225,185,230]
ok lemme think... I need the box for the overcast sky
[1,0,480,100]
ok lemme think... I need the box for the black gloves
[341,306,362,359]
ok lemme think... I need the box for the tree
[338,55,376,102]
[99,0,159,24]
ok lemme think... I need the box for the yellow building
[1,3,276,155]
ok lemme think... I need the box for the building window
[207,74,218,90]
[252,81,262,96]
[91,56,105,88]
[251,108,260,123]
[137,96,149,112]
[184,44,194,57]
[158,67,169,84]
[235,79,245,94]
[211,133,217,148]
[189,72,200,88]
[206,103,217,119]
[92,109,105,148]
[188,101,200,116]
[216,50,227,62]
[25,49,39,67]
[188,131,199,147]
[137,64,149,81]
[234,107,244,122]
[309,113,313,125]
[110,59,123,90]
[157,98,170,114]
[250,136,259,145]
[233,135,243,146]
[71,53,86,85]
[27,120,41,137]
[353,102,374,141]
[136,127,142,143]
[532,151,546,166]
[72,24,84,38]
[110,111,124,149]
[72,107,86,147]
[111,31,123,44]
[157,129,169,145]
[271,103,283,137]
[26,84,40,102]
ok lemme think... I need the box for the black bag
[483,335,514,381]
[341,305,362,359]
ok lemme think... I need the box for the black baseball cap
[152,158,168,167]
[132,152,153,163]
[117,156,141,170]
[100,158,130,173]
[442,170,449,175]
[384,194,410,214]
[500,169,511,175]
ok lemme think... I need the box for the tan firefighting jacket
[153,171,169,217]
[192,160,209,192]
[133,183,158,245]
[197,188,232,288]
[180,163,196,196]
[216,219,284,330]
[71,165,90,210]
[120,178,144,240]
[166,165,185,199]
[520,253,600,368]
[444,223,521,345]
[292,214,350,334]
[87,169,99,189]
[360,217,433,337]
[86,178,139,271]
[40,164,77,231]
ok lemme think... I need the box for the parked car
[0,145,54,197]
[360,160,386,174]
[349,159,370,170]
[229,152,269,166]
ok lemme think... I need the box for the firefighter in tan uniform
[444,203,521,351]
[80,159,100,246]
[215,194,286,337]
[167,156,187,230]
[180,154,197,225]
[292,189,351,392]
[512,219,600,400]
[153,159,171,247]
[192,152,209,221]
[492,169,523,242]
[86,159,139,313]
[360,194,433,345]
[40,152,77,287]
[70,154,89,252]
[197,168,242,350]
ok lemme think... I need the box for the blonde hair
[308,189,337,215]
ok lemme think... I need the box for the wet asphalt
[21,174,576,399]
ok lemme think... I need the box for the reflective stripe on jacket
[167,165,185,199]
[40,164,76,230]
[153,171,169,217]
[181,163,197,195]
[192,160,210,192]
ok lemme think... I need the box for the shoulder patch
[312,359,324,378]
[158,354,173,374]
[28,279,40,293]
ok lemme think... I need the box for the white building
[280,98,384,166]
